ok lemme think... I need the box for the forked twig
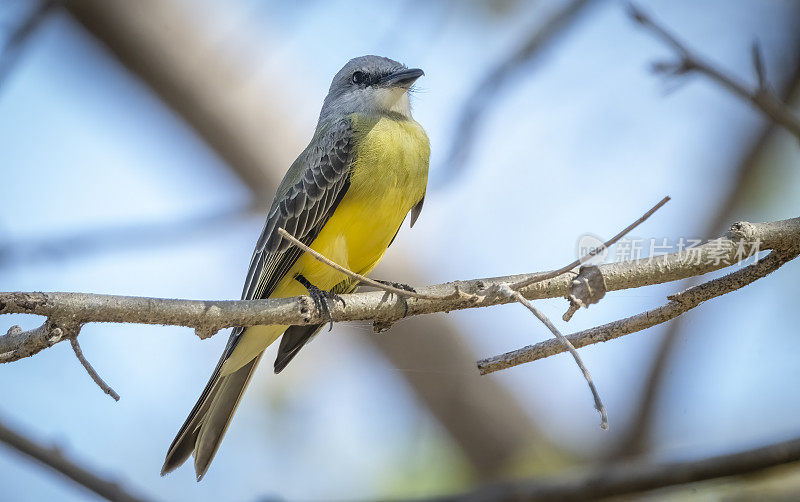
[629,3,800,141]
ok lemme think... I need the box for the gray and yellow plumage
[162,55,430,480]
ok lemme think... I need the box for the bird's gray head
[318,55,423,123]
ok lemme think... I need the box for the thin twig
[511,196,670,290]
[0,419,149,502]
[629,3,800,142]
[500,285,608,429]
[277,227,443,300]
[69,338,120,402]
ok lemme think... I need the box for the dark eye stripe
[350,69,403,87]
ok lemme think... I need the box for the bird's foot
[295,274,345,331]
[374,280,416,318]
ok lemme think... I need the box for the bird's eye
[351,71,366,85]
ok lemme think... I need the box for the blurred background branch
[0,0,55,93]
[425,435,800,502]
[439,0,600,185]
[0,208,254,268]
[0,418,149,502]
[63,0,298,201]
[630,3,800,142]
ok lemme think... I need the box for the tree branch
[629,3,800,142]
[1,216,797,367]
[0,419,150,502]
[421,435,800,501]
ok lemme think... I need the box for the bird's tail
[161,326,274,481]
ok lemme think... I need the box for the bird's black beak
[381,68,424,88]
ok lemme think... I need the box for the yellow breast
[297,113,430,289]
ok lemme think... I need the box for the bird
[161,55,430,480]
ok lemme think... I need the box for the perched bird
[161,55,430,480]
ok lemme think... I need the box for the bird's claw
[296,274,344,331]
[374,280,416,318]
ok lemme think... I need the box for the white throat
[373,87,412,117]
[388,91,412,117]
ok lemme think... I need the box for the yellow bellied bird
[161,55,430,480]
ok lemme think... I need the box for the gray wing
[224,118,354,356]
[242,118,354,302]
